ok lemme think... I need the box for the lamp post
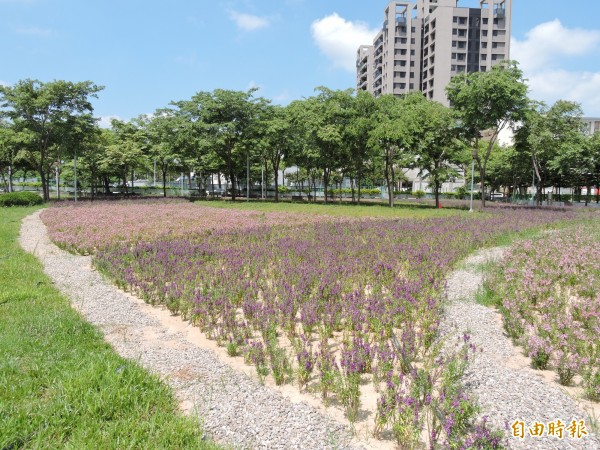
[469,159,475,213]
[246,149,250,202]
[73,149,77,202]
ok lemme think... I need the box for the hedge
[0,191,44,207]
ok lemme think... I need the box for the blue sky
[2,0,600,124]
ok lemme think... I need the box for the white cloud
[14,25,55,37]
[512,20,600,116]
[273,89,291,104]
[311,13,379,72]
[175,54,201,67]
[0,80,9,87]
[526,70,600,117]
[97,115,122,129]
[228,11,270,31]
[512,20,600,72]
[247,80,263,91]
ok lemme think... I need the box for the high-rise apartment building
[357,0,511,105]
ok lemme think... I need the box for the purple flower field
[41,200,578,447]
[488,222,600,400]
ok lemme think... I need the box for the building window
[452,52,457,59]
[458,29,466,37]
[482,18,488,25]
[410,72,415,78]
[410,61,415,67]
[453,16,458,23]
[458,41,466,49]
[459,17,467,25]
[452,28,457,35]
[452,40,457,47]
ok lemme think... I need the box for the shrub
[0,191,44,207]
[413,190,426,199]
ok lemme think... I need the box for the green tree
[175,89,264,201]
[515,100,586,203]
[346,90,378,203]
[486,144,531,198]
[0,79,103,201]
[406,97,462,208]
[446,61,528,207]
[369,94,415,207]
[0,121,32,193]
[586,131,600,204]
[103,119,145,194]
[138,110,184,197]
[294,88,353,203]
[259,104,299,202]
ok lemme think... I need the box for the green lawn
[201,198,470,218]
[0,206,219,450]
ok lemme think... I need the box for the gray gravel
[444,247,600,450]
[20,210,358,450]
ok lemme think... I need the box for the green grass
[0,207,219,450]
[200,199,469,219]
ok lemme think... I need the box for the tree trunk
[8,164,14,193]
[90,169,95,201]
[40,169,49,202]
[323,169,330,203]
[273,161,280,203]
[385,147,394,208]
[479,165,486,208]
[0,169,7,192]
[230,172,236,201]
[162,168,167,198]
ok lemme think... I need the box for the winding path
[444,248,599,450]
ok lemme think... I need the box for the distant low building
[583,117,600,135]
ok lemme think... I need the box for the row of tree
[1,62,599,208]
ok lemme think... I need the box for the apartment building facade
[583,117,600,135]
[356,0,511,105]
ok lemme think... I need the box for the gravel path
[19,211,600,450]
[20,210,359,450]
[444,247,600,450]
